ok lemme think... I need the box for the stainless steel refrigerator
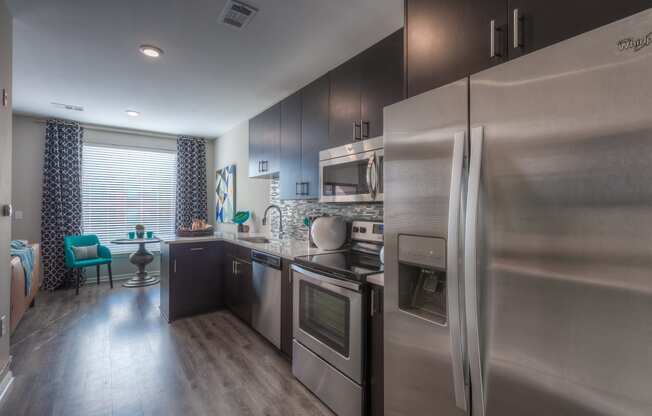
[384,8,652,416]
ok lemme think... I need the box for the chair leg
[75,269,80,295]
[108,263,114,289]
[96,264,101,285]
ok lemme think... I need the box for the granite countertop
[367,272,384,287]
[160,231,330,261]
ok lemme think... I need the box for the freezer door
[384,79,469,416]
[468,9,652,416]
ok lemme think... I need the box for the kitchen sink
[239,236,272,244]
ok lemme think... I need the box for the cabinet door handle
[190,247,204,251]
[302,182,309,196]
[490,20,502,58]
[370,288,375,317]
[513,9,522,49]
[296,182,301,195]
[362,121,370,139]
[173,260,177,274]
[353,121,361,141]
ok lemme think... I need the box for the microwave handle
[366,153,377,199]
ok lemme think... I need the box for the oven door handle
[291,264,362,292]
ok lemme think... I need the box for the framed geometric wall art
[216,164,236,223]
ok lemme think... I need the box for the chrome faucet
[262,204,283,236]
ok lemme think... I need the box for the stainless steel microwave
[319,137,383,203]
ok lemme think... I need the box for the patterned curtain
[176,136,208,230]
[40,119,84,290]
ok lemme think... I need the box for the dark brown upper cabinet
[508,0,652,59]
[329,54,362,146]
[300,75,330,199]
[279,75,330,200]
[406,0,651,98]
[249,103,280,178]
[361,29,404,139]
[330,29,404,145]
[406,0,507,98]
[279,91,303,200]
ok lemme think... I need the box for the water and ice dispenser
[398,235,448,326]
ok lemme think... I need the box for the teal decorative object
[234,211,250,225]
[303,217,311,227]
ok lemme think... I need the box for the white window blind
[82,144,177,254]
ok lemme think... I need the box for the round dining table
[110,237,161,287]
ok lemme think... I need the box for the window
[82,144,176,254]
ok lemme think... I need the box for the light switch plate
[14,210,23,220]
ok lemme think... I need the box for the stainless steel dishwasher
[251,250,282,348]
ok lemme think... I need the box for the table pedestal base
[122,242,160,288]
[122,275,160,288]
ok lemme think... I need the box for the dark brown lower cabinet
[369,285,384,416]
[160,241,223,322]
[225,243,253,326]
[281,260,294,359]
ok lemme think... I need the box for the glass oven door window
[299,280,350,357]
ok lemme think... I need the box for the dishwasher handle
[251,250,282,270]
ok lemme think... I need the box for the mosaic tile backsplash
[268,179,383,241]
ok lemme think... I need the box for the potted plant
[135,224,145,239]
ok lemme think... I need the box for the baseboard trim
[0,358,14,405]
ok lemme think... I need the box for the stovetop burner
[294,250,383,281]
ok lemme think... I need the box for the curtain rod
[32,118,181,140]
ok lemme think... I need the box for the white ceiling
[8,0,403,138]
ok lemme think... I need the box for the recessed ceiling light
[139,45,163,58]
[126,110,140,117]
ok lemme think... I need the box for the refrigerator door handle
[448,130,468,412]
[465,126,485,416]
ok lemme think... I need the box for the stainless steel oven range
[292,220,384,416]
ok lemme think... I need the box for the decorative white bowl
[310,216,347,250]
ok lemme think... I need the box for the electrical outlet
[0,316,5,338]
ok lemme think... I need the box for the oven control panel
[351,221,384,243]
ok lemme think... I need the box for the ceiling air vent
[52,102,84,112]
[219,0,258,30]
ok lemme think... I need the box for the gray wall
[11,114,215,280]
[0,0,12,387]
[213,120,271,233]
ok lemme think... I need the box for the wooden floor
[0,284,333,416]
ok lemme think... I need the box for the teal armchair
[64,234,113,294]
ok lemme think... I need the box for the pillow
[72,244,99,260]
